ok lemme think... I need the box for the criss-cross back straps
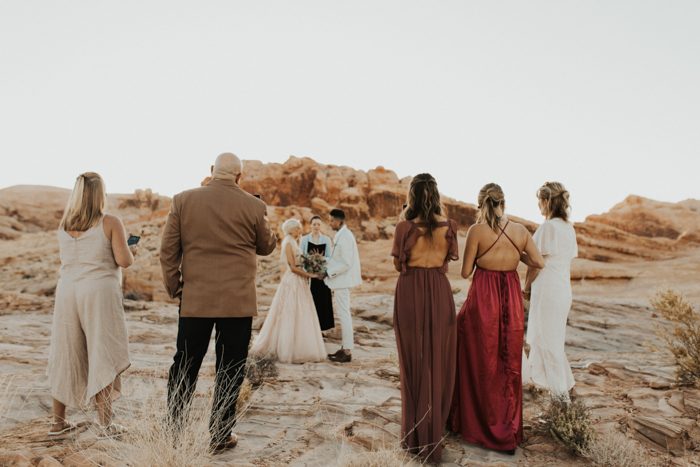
[475,220,520,261]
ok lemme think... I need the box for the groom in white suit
[324,208,362,363]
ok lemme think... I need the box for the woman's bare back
[472,221,526,271]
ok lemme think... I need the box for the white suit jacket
[325,225,362,290]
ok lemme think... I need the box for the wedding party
[39,151,580,463]
[1,1,699,466]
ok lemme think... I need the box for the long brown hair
[59,172,107,232]
[537,181,570,222]
[402,173,443,237]
[477,183,505,232]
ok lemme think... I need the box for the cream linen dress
[47,217,131,407]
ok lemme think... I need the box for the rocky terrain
[1,156,700,466]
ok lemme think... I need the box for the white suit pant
[333,288,353,350]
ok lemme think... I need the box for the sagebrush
[584,430,658,467]
[542,394,594,455]
[246,355,279,387]
[651,289,700,385]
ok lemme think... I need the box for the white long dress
[250,236,327,363]
[523,218,578,395]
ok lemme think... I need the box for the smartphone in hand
[127,235,141,246]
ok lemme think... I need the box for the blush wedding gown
[250,235,327,363]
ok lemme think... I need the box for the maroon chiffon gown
[392,220,459,462]
[449,221,525,452]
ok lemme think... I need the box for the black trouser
[167,314,252,444]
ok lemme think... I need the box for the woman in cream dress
[250,219,326,363]
[522,182,578,398]
[48,172,135,437]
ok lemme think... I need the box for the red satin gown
[449,221,525,452]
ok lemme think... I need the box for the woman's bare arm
[286,242,315,278]
[522,229,545,270]
[105,215,134,268]
[524,265,541,293]
[461,225,479,279]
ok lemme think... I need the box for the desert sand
[1,157,699,466]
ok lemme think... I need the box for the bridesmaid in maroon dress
[392,174,459,463]
[449,183,544,454]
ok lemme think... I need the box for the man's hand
[201,176,212,187]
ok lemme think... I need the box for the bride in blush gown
[250,218,327,363]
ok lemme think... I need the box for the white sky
[1,1,698,222]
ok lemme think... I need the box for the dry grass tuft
[584,430,658,467]
[542,394,594,456]
[104,370,257,467]
[651,289,700,385]
[335,436,417,467]
[246,355,278,387]
[236,379,253,410]
[0,377,18,431]
[0,378,12,419]
[106,383,214,467]
[336,444,414,467]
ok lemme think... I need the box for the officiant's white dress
[250,236,326,363]
[523,218,578,395]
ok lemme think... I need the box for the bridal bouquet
[300,252,327,275]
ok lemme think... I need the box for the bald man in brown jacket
[160,153,276,453]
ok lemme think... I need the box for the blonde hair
[59,172,107,232]
[477,183,505,231]
[537,181,571,222]
[282,218,302,236]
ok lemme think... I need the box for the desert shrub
[584,430,658,467]
[651,289,700,385]
[542,394,594,456]
[246,355,278,387]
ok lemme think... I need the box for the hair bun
[486,188,503,204]
[537,182,570,222]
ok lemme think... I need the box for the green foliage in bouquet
[300,252,327,275]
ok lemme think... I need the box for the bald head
[212,153,243,182]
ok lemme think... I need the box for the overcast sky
[1,1,698,221]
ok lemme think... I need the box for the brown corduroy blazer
[160,178,277,317]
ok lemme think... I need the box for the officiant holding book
[300,215,335,331]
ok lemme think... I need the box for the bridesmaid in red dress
[449,183,544,454]
[392,174,459,463]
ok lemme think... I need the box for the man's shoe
[210,433,239,454]
[327,348,344,358]
[328,351,352,363]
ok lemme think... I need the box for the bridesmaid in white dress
[522,182,578,397]
[250,219,327,363]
